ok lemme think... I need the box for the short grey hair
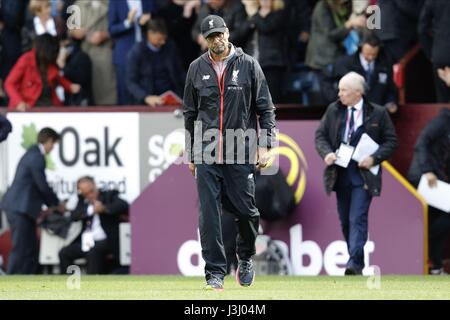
[339,72,366,94]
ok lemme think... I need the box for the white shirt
[343,98,364,143]
[125,0,143,42]
[359,53,374,73]
[38,144,46,155]
[33,16,57,36]
[87,204,107,241]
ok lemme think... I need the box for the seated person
[408,108,450,275]
[328,32,398,113]
[58,176,128,274]
[125,18,185,106]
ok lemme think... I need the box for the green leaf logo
[21,123,57,171]
[21,123,38,150]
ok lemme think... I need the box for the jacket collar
[335,96,375,122]
[38,144,46,155]
[30,144,45,157]
[139,40,165,53]
[362,97,375,121]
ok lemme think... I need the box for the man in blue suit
[315,72,398,275]
[108,0,156,105]
[1,127,65,274]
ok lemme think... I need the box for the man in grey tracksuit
[183,15,276,291]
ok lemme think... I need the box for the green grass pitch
[0,275,449,300]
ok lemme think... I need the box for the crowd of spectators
[1,0,449,109]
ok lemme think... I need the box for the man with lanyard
[183,15,276,290]
[315,72,398,275]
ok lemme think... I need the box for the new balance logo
[202,75,210,80]
[232,69,239,83]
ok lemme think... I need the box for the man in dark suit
[0,113,12,142]
[315,72,398,275]
[126,18,185,106]
[1,127,65,274]
[332,33,399,114]
[408,108,450,275]
[108,0,156,105]
[59,176,129,274]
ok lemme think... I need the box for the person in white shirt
[29,0,57,36]
[58,176,129,274]
[21,0,60,53]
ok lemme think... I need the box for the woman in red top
[5,33,80,111]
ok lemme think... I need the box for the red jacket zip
[218,70,226,163]
[209,56,227,163]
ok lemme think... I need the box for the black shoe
[204,276,224,291]
[236,259,255,287]
[345,267,362,275]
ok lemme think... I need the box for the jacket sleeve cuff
[372,154,383,165]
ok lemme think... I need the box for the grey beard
[212,46,225,55]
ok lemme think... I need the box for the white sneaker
[429,268,448,275]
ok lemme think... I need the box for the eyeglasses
[206,33,225,42]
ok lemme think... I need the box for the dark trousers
[221,210,238,274]
[336,186,372,271]
[114,63,130,105]
[429,206,450,268]
[59,238,110,274]
[5,211,39,274]
[196,164,259,280]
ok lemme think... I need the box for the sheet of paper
[417,175,450,213]
[368,164,380,175]
[81,230,95,252]
[352,133,379,161]
[334,144,354,168]
[352,133,380,175]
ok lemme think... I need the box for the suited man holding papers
[408,108,450,274]
[315,72,398,275]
